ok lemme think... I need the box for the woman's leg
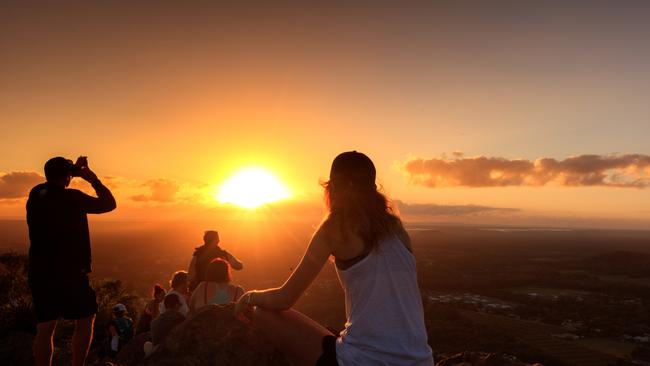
[250,307,333,366]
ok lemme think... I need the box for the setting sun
[216,168,290,209]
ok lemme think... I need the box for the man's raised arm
[226,252,244,270]
[75,161,117,214]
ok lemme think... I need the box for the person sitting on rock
[188,230,243,291]
[190,258,245,311]
[144,293,186,356]
[159,271,190,317]
[234,151,433,366]
[108,303,134,357]
[135,284,166,334]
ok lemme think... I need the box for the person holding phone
[27,156,116,366]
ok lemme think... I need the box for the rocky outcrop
[135,304,289,366]
[435,351,543,366]
[0,331,34,366]
[115,332,151,365]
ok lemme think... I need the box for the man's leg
[72,314,96,366]
[34,320,57,366]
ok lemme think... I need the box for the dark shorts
[29,273,98,323]
[315,335,339,366]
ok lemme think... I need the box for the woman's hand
[234,291,255,324]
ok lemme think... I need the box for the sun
[216,168,290,209]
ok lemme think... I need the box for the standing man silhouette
[27,156,116,366]
[188,230,243,291]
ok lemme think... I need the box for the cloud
[393,200,519,217]
[402,154,650,188]
[131,179,180,202]
[0,171,44,199]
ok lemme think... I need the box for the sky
[1,1,650,229]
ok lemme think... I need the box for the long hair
[152,284,165,298]
[169,270,188,289]
[323,179,404,252]
[204,258,231,283]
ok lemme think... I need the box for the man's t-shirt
[26,181,116,278]
[151,310,185,345]
[190,244,228,290]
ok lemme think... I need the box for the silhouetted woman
[190,258,244,311]
[160,271,190,317]
[136,284,166,334]
[235,151,433,366]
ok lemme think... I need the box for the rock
[115,332,151,365]
[137,304,289,366]
[633,345,650,361]
[435,351,540,366]
[0,331,35,366]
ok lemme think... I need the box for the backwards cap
[329,151,376,188]
[44,157,73,182]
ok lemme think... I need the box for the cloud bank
[0,169,207,207]
[0,172,43,199]
[131,179,180,202]
[394,200,519,217]
[402,154,650,188]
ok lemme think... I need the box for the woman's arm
[235,226,331,313]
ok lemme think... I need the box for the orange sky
[1,2,650,229]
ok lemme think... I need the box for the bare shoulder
[317,215,338,242]
[318,214,365,260]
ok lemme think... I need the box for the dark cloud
[0,172,43,199]
[403,154,650,188]
[131,179,179,202]
[394,200,519,217]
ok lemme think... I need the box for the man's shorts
[29,273,98,323]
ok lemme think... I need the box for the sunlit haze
[1,2,649,229]
[3,5,650,365]
[216,168,290,209]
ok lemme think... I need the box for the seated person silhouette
[144,293,186,356]
[136,284,166,334]
[108,303,133,357]
[190,258,244,311]
[159,271,190,317]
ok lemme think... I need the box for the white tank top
[335,235,434,366]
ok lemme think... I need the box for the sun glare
[216,168,290,209]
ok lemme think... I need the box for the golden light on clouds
[216,167,290,209]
